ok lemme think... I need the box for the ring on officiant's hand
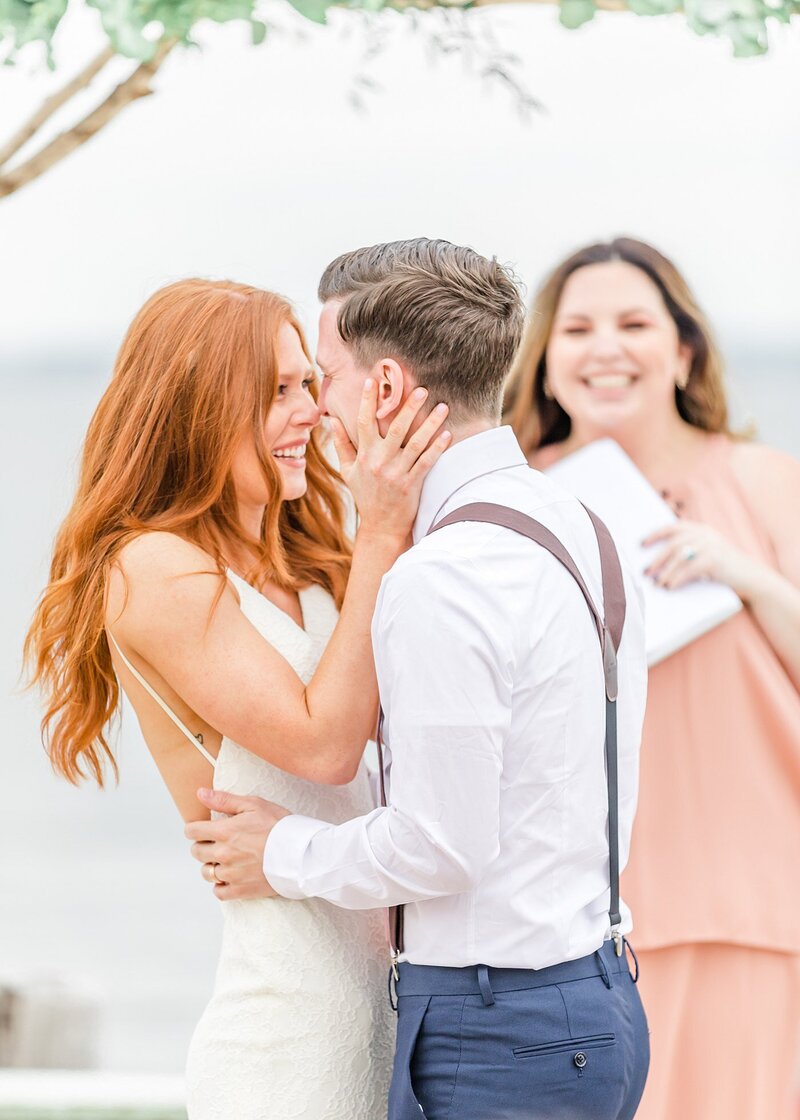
[211,863,221,883]
[681,546,698,562]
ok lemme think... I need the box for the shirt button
[573,1052,587,1069]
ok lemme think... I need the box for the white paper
[546,439,742,665]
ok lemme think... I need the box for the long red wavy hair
[25,279,352,787]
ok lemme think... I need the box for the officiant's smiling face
[544,261,692,435]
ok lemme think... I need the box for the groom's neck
[446,416,499,448]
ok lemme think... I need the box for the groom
[187,239,650,1119]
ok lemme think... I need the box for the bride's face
[231,323,321,508]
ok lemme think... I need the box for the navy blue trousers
[388,941,650,1120]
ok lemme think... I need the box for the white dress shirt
[265,426,647,969]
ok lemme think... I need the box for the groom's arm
[261,548,513,909]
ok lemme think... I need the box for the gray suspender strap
[375,501,626,969]
[107,632,217,768]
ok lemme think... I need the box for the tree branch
[0,39,177,200]
[0,45,116,171]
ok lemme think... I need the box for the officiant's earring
[542,375,555,401]
[676,369,690,391]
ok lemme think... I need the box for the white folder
[546,439,742,665]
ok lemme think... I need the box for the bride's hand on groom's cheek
[184,789,291,901]
[331,378,451,545]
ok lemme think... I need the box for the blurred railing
[0,1071,186,1120]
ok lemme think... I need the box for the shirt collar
[412,425,528,544]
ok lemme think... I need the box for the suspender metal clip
[602,627,619,703]
[388,953,400,1013]
[611,928,624,957]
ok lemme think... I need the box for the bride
[25,278,450,1119]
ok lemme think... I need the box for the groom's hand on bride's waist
[184,789,291,901]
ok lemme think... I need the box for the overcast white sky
[0,0,798,359]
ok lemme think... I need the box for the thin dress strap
[107,632,217,767]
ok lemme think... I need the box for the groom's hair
[318,239,524,420]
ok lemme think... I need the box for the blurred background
[1,0,798,1083]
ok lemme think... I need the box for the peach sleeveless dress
[619,435,800,1120]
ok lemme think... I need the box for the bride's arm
[108,386,450,786]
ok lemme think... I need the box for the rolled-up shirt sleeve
[263,548,513,909]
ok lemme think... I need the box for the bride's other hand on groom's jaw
[184,788,290,901]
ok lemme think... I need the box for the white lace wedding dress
[183,574,395,1119]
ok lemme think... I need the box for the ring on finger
[681,546,698,562]
[210,863,221,883]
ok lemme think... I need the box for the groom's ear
[374,359,407,421]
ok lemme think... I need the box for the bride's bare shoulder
[106,533,221,622]
[113,531,214,580]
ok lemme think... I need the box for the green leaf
[201,0,255,22]
[152,3,197,38]
[729,0,762,18]
[770,5,792,22]
[725,14,769,50]
[627,0,680,14]
[0,0,66,49]
[685,10,718,31]
[559,0,596,28]
[286,0,331,23]
[731,31,769,51]
[0,0,796,66]
[89,0,152,60]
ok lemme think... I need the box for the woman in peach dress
[505,237,800,1120]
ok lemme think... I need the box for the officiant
[504,236,800,1120]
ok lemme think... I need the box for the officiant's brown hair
[503,237,733,455]
[25,279,351,787]
[319,238,524,422]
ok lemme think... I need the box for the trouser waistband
[395,939,632,999]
